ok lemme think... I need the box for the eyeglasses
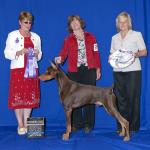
[24,21,32,24]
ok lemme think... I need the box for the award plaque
[27,117,45,138]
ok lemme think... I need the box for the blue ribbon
[24,48,36,78]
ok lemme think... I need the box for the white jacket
[4,30,42,69]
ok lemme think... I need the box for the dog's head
[39,62,59,81]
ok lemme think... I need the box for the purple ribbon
[24,48,36,78]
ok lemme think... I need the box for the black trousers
[113,71,141,131]
[67,65,96,129]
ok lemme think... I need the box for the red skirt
[8,68,40,109]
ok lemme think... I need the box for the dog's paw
[123,136,130,141]
[119,131,125,136]
[62,133,69,140]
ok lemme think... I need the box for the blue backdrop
[0,0,149,130]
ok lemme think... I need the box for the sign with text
[27,117,45,138]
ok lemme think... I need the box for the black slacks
[67,65,96,129]
[113,71,141,131]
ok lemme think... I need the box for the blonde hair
[116,12,132,32]
[19,11,34,22]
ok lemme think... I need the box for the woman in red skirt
[4,11,42,135]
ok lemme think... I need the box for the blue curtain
[0,0,149,129]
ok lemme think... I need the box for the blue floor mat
[0,127,150,150]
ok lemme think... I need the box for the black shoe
[130,129,139,133]
[72,127,78,132]
[84,127,92,133]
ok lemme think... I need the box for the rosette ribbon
[24,48,36,78]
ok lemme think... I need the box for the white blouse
[110,30,146,72]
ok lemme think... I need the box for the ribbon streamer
[24,48,36,78]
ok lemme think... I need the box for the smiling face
[19,18,32,32]
[70,18,82,32]
[116,12,132,32]
[18,11,33,32]
[118,16,129,32]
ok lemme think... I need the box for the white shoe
[17,127,26,135]
[24,128,27,133]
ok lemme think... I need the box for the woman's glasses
[24,21,32,24]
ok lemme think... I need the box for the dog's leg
[104,105,130,141]
[114,113,129,141]
[103,96,130,141]
[62,109,72,140]
[112,95,130,141]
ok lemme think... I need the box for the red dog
[39,62,130,141]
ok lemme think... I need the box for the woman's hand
[55,56,62,64]
[16,48,28,57]
[34,49,39,58]
[134,49,147,58]
[108,54,112,63]
[96,68,101,80]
